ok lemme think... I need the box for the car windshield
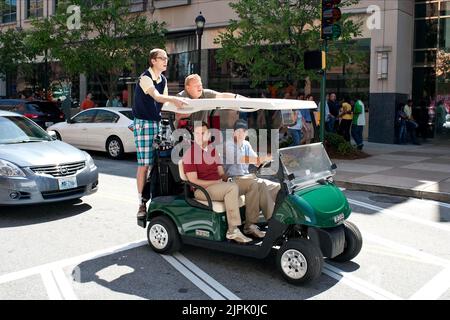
[0,116,52,144]
[119,110,133,120]
[279,143,335,188]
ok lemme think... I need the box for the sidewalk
[331,139,450,203]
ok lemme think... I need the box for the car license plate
[45,122,54,127]
[58,176,77,190]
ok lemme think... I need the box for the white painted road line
[52,269,78,300]
[160,254,225,300]
[0,239,147,285]
[41,271,63,300]
[323,263,403,300]
[412,198,450,210]
[362,231,450,268]
[174,253,241,300]
[409,268,450,300]
[348,198,450,233]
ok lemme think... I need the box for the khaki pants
[257,178,281,220]
[235,174,281,222]
[194,182,241,228]
[233,175,260,226]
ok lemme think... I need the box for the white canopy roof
[162,98,317,114]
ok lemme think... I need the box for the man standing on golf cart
[182,121,265,244]
[174,74,243,129]
[223,119,281,224]
[133,48,188,218]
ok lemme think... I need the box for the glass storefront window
[440,1,450,16]
[439,17,450,48]
[415,2,439,18]
[413,67,436,102]
[415,19,438,49]
[414,50,437,65]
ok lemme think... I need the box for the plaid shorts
[133,118,160,166]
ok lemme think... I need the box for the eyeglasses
[156,56,169,62]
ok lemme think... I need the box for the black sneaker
[137,204,147,218]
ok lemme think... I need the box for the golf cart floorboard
[180,219,287,259]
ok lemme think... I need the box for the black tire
[332,220,363,262]
[106,136,124,159]
[54,131,62,141]
[276,239,323,285]
[147,216,181,254]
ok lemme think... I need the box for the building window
[129,0,146,12]
[26,0,43,18]
[439,17,450,48]
[415,18,438,49]
[1,0,17,23]
[154,0,190,9]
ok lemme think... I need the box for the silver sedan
[0,110,98,206]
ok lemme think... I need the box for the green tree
[0,28,31,81]
[30,0,167,101]
[214,0,363,88]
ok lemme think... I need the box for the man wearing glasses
[133,48,188,218]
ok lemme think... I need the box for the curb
[335,180,450,204]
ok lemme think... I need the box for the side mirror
[331,163,337,170]
[67,118,74,124]
[47,130,58,140]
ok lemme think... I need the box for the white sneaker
[244,224,266,238]
[226,228,252,244]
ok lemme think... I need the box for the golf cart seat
[178,160,245,213]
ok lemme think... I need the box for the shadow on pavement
[0,199,91,228]
[72,244,360,300]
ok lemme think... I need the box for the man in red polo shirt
[182,122,252,244]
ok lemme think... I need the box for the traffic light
[321,0,342,40]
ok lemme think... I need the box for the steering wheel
[256,159,274,173]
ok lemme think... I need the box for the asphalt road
[1,152,450,301]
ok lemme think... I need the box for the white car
[47,107,135,159]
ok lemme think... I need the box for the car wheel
[54,131,62,140]
[276,239,323,285]
[331,221,363,263]
[147,216,181,254]
[106,136,124,159]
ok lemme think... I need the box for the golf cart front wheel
[331,220,363,262]
[276,239,323,285]
[147,216,181,254]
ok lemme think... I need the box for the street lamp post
[195,12,206,75]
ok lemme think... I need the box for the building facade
[0,0,448,143]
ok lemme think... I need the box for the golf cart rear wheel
[147,216,181,254]
[332,221,363,262]
[276,239,323,285]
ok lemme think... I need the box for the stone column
[368,0,414,143]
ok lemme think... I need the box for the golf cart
[138,98,362,285]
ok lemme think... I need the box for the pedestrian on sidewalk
[436,100,447,134]
[338,97,353,142]
[351,97,365,150]
[300,94,315,144]
[395,103,407,144]
[403,99,420,145]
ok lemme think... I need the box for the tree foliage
[28,0,167,100]
[0,28,33,80]
[215,0,363,88]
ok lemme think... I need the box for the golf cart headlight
[0,159,26,177]
[84,152,97,171]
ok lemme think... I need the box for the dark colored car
[0,99,65,129]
